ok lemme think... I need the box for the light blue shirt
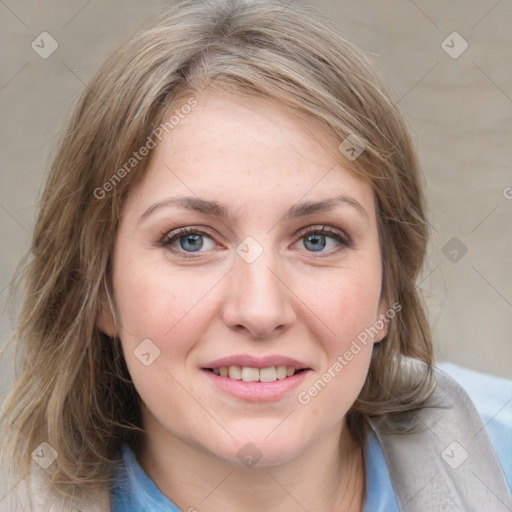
[111,363,512,511]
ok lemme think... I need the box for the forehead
[124,91,377,223]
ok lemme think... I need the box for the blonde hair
[1,0,434,502]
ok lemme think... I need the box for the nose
[221,250,297,340]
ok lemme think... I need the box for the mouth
[200,355,312,400]
[202,365,309,383]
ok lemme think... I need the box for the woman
[1,0,510,510]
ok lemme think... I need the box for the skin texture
[98,92,388,511]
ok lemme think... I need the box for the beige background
[1,0,511,396]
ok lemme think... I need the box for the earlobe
[96,283,118,338]
[374,301,390,343]
[96,305,117,337]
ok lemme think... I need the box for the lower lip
[201,369,310,401]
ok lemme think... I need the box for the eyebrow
[139,194,368,223]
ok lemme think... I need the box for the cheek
[111,259,220,422]
[296,284,376,419]
[294,261,383,344]
[292,266,381,409]
[111,246,223,362]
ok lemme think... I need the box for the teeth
[213,365,299,382]
[228,365,242,379]
[259,366,276,382]
[276,365,287,379]
[241,367,260,382]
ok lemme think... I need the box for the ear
[373,300,390,343]
[96,282,118,338]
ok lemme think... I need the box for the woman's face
[102,92,387,466]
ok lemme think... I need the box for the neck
[136,419,365,512]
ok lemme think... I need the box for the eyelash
[158,225,351,260]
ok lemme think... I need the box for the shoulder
[435,362,512,424]
[0,468,111,512]
[436,362,512,490]
[367,356,512,511]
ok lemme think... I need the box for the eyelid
[159,225,218,244]
[295,224,351,246]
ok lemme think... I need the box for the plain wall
[1,0,511,401]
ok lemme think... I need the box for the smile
[201,355,311,401]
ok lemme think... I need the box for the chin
[208,428,313,469]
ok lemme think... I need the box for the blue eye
[161,227,217,257]
[303,233,327,251]
[179,233,204,252]
[299,227,349,253]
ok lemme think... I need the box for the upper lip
[202,355,311,370]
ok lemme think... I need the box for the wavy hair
[0,0,434,502]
